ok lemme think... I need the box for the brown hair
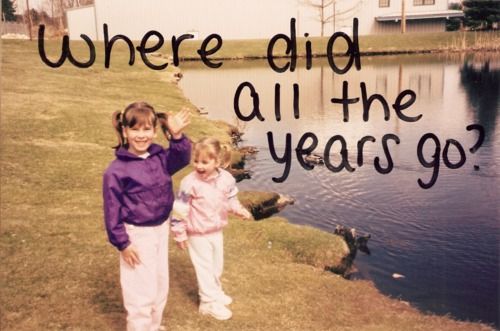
[193,137,232,169]
[111,101,169,149]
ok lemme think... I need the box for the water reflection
[180,55,458,150]
[460,55,500,143]
[179,53,500,327]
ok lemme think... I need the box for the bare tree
[40,0,93,31]
[58,0,64,28]
[301,0,334,36]
[64,0,95,8]
[24,0,34,39]
[302,0,364,36]
[42,0,61,18]
[65,0,79,8]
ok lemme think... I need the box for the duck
[304,152,324,165]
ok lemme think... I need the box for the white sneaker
[199,302,232,320]
[218,294,233,306]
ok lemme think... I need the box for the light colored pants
[120,222,169,331]
[188,231,226,303]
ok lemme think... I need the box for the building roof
[376,10,464,22]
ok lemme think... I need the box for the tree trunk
[321,0,325,37]
[25,0,33,40]
[59,0,64,30]
[401,0,406,34]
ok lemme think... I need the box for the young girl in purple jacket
[102,101,191,331]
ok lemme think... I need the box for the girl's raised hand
[167,108,191,140]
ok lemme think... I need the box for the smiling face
[120,102,158,156]
[193,152,219,180]
[123,123,156,156]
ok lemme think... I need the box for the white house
[66,0,463,41]
[363,0,465,34]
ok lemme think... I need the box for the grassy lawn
[162,30,500,60]
[1,39,496,330]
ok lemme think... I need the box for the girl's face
[193,153,219,180]
[123,123,156,156]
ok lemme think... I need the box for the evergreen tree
[446,2,463,31]
[2,0,16,21]
[446,18,462,31]
[462,0,500,30]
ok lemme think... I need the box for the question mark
[466,124,485,170]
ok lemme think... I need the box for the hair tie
[157,112,171,141]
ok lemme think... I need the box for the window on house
[379,0,390,7]
[414,0,435,5]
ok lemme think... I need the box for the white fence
[1,22,29,36]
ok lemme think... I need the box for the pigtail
[219,143,233,169]
[157,112,171,141]
[111,111,126,149]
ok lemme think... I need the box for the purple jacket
[102,136,191,251]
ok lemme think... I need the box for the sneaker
[199,302,232,320]
[218,294,233,306]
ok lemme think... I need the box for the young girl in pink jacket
[171,137,251,320]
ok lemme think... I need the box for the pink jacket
[171,169,247,242]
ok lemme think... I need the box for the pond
[179,53,500,327]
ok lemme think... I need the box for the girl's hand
[176,240,188,250]
[240,208,252,220]
[121,245,141,268]
[167,108,191,140]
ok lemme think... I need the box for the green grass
[160,30,500,60]
[1,40,496,330]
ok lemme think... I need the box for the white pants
[120,222,169,331]
[188,231,226,303]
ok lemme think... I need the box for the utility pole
[59,0,64,31]
[333,0,336,33]
[401,0,406,33]
[25,0,33,40]
[320,0,325,37]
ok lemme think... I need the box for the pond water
[179,53,500,327]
